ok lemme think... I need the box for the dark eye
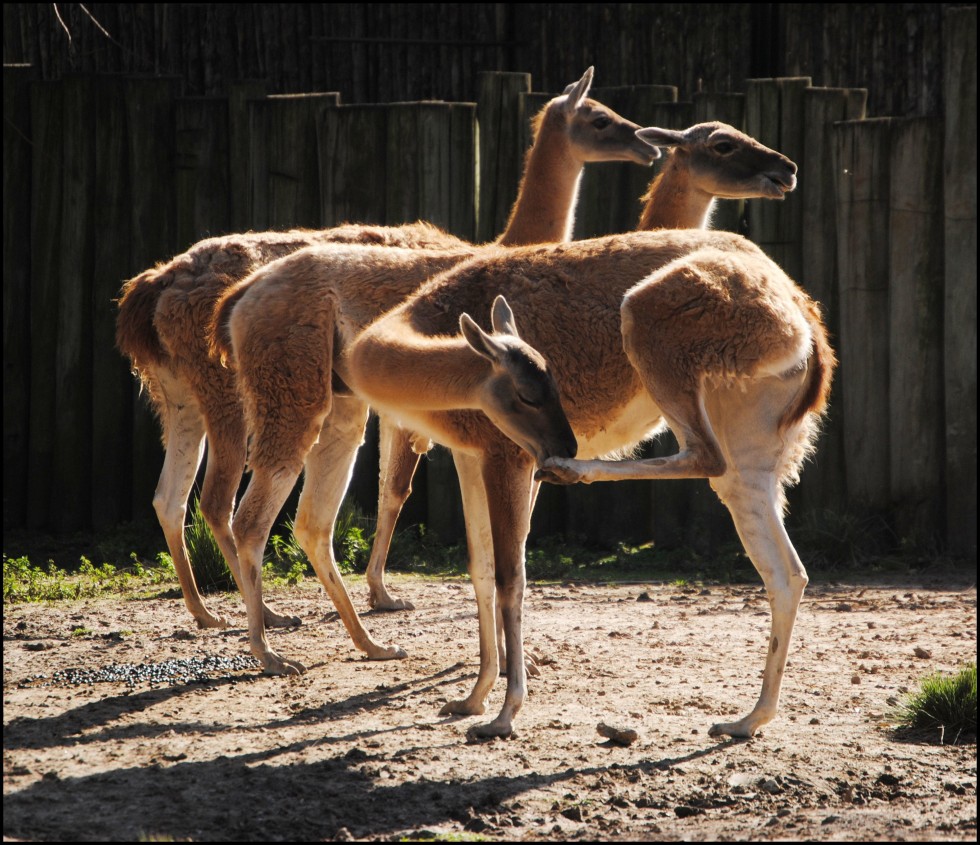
[713,141,736,155]
[592,115,612,130]
[517,392,543,409]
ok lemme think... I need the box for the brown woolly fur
[115,265,172,372]
[112,222,466,632]
[224,244,477,473]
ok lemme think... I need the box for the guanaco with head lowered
[116,67,657,632]
[365,118,798,613]
[341,225,835,741]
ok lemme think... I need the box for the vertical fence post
[27,80,63,528]
[252,93,340,231]
[228,81,267,233]
[3,65,33,530]
[92,75,137,530]
[793,87,867,520]
[317,104,389,227]
[476,71,531,243]
[943,6,977,561]
[126,76,181,522]
[833,118,894,512]
[888,117,946,547]
[745,77,811,282]
[175,97,232,247]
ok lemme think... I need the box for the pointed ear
[490,295,519,338]
[460,312,503,365]
[636,126,685,149]
[562,66,594,113]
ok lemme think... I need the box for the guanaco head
[636,121,797,200]
[460,296,578,467]
[542,66,661,167]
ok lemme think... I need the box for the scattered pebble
[597,722,639,746]
[913,646,932,659]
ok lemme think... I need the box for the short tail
[115,264,172,371]
[209,275,259,366]
[779,296,837,431]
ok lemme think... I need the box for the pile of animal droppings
[19,655,260,689]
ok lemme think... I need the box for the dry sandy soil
[3,571,977,842]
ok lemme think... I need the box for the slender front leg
[294,401,406,661]
[366,420,422,611]
[467,454,535,740]
[439,451,496,718]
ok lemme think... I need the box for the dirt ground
[3,571,977,842]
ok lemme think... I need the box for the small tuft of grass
[184,496,235,593]
[892,663,976,744]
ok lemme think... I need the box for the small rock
[913,646,932,659]
[560,806,586,822]
[674,805,703,818]
[597,722,639,746]
[333,827,354,841]
[636,592,653,602]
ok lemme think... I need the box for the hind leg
[708,469,808,737]
[150,372,228,629]
[232,458,308,675]
[201,400,299,628]
[365,420,421,611]
[294,399,407,660]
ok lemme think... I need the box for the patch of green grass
[3,552,177,604]
[892,663,977,744]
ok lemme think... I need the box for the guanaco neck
[637,152,715,230]
[350,315,491,412]
[495,111,583,247]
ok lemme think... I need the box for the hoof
[260,653,307,676]
[439,698,486,718]
[369,595,416,612]
[264,609,302,628]
[194,613,231,630]
[466,720,513,741]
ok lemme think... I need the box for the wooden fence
[2,7,975,560]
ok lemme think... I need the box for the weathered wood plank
[942,6,977,561]
[476,71,531,243]
[126,76,181,522]
[791,87,867,520]
[27,81,63,528]
[317,104,389,226]
[745,77,810,281]
[91,76,136,530]
[888,117,945,547]
[2,65,33,529]
[175,97,231,247]
[833,118,893,510]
